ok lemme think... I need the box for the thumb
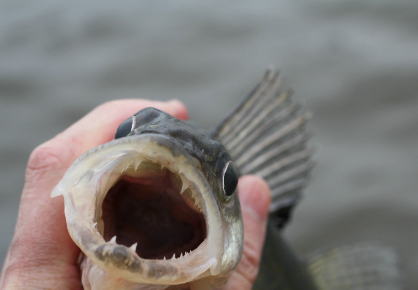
[221,175,271,290]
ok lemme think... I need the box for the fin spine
[256,148,314,179]
[226,96,297,153]
[234,114,310,167]
[240,132,311,173]
[269,160,315,189]
[270,178,308,200]
[221,74,285,145]
[213,70,276,139]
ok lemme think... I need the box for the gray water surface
[1,1,417,288]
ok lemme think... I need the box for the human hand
[0,99,270,290]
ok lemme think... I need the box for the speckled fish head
[51,107,243,288]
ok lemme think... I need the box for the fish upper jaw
[51,134,228,285]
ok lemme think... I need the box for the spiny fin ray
[211,68,314,229]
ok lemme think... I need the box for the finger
[1,99,188,289]
[220,175,271,290]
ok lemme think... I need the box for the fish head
[51,107,243,288]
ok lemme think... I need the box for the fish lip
[52,133,223,284]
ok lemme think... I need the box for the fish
[51,68,402,290]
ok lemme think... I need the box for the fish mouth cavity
[99,157,207,261]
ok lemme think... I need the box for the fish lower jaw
[82,232,218,285]
[69,220,218,286]
[104,233,208,262]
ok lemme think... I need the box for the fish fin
[306,242,403,290]
[211,68,314,228]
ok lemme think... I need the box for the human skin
[0,99,271,290]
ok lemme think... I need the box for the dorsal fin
[211,68,314,228]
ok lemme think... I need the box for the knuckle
[28,143,61,171]
[26,139,68,180]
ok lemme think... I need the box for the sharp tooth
[180,177,189,194]
[129,243,137,252]
[104,245,112,255]
[134,159,142,170]
[163,256,166,260]
[181,183,188,194]
[172,253,176,260]
[122,162,130,172]
[194,200,201,209]
[109,236,117,244]
[180,253,183,258]
[93,222,97,229]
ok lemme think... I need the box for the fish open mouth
[53,134,223,283]
[100,161,207,260]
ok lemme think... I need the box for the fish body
[52,69,402,290]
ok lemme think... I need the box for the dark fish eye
[115,117,133,139]
[222,161,239,198]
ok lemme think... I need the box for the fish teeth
[103,245,113,255]
[134,159,142,170]
[109,236,117,244]
[180,176,190,194]
[163,256,166,260]
[129,243,137,252]
[171,253,176,260]
[194,199,202,212]
[121,162,131,172]
[180,183,188,194]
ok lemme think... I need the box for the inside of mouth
[100,162,207,260]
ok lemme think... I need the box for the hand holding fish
[0,99,270,290]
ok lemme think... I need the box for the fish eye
[115,117,133,139]
[222,161,239,198]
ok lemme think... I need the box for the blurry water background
[1,0,417,288]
